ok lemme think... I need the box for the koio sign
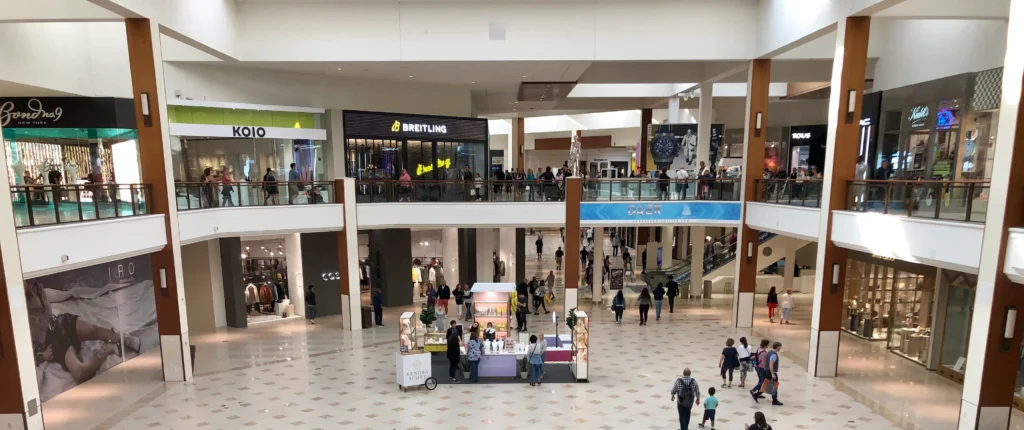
[232,126,266,137]
[168,123,328,140]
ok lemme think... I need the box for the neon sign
[416,158,453,176]
[936,109,955,129]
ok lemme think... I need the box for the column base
[160,334,193,382]
[342,294,361,330]
[807,328,840,377]
[733,292,754,328]
[958,400,1010,430]
[0,411,43,430]
[564,288,578,313]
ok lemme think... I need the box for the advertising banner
[25,255,158,403]
[579,201,741,225]
[646,123,724,173]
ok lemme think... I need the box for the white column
[286,233,305,317]
[668,96,681,123]
[508,119,519,172]
[499,228,516,283]
[476,228,498,282]
[592,227,604,303]
[441,228,460,286]
[696,82,713,167]
[660,226,673,269]
[340,178,362,331]
[782,240,796,293]
[959,0,1024,426]
[690,227,705,298]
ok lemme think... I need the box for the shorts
[46,313,80,371]
[702,409,716,421]
[439,299,449,308]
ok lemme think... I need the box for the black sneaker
[751,391,760,403]
[772,400,783,406]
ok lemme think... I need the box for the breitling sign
[344,110,487,141]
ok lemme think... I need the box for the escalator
[642,231,778,291]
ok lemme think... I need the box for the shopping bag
[761,380,778,396]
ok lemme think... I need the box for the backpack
[676,378,696,404]
[756,349,770,370]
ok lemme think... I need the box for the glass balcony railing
[175,181,336,210]
[581,179,741,201]
[355,180,565,203]
[755,179,824,208]
[10,183,152,228]
[846,180,989,223]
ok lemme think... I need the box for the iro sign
[232,126,267,138]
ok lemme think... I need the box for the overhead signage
[0,97,136,129]
[169,123,328,140]
[579,201,741,224]
[791,132,811,139]
[344,110,488,141]
[907,105,929,128]
[416,158,453,176]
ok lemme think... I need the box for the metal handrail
[10,183,152,228]
[755,179,824,208]
[355,179,564,202]
[581,178,741,201]
[175,180,336,210]
[846,179,989,223]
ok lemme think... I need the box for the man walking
[665,275,679,313]
[288,163,301,204]
[555,247,564,271]
[670,368,701,430]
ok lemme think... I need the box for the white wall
[756,0,887,58]
[178,205,344,244]
[476,228,497,282]
[745,202,822,242]
[90,0,238,59]
[181,239,226,333]
[441,228,459,285]
[411,229,443,259]
[871,19,1009,92]
[357,202,566,229]
[18,215,166,278]
[498,227,516,282]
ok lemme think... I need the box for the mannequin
[12,156,27,185]
[65,159,79,183]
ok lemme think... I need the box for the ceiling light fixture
[409,75,414,78]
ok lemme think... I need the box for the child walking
[719,338,740,388]
[698,387,719,429]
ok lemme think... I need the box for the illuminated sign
[392,120,447,134]
[627,204,662,216]
[416,158,453,176]
[859,118,871,126]
[936,109,955,129]
[791,132,811,139]
[908,106,929,128]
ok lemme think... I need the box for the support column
[285,234,304,317]
[336,178,361,330]
[564,177,581,312]
[592,227,604,303]
[690,227,705,298]
[782,242,796,293]
[368,229,413,307]
[637,227,650,273]
[808,16,870,378]
[639,109,653,172]
[515,118,525,172]
[476,228,498,282]
[219,238,248,328]
[668,96,681,123]
[660,226,673,269]
[125,18,192,383]
[458,229,477,285]
[0,115,43,430]
[733,59,771,328]
[515,228,526,282]
[498,228,517,283]
[696,82,714,168]
[441,228,460,286]
[959,1,1024,426]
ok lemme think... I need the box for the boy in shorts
[698,387,719,429]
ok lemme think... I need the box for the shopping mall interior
[1,0,1023,429]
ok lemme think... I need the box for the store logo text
[0,99,63,127]
[627,204,662,216]
[232,126,267,137]
[416,158,452,175]
[392,120,447,134]
[908,106,929,125]
[791,132,811,139]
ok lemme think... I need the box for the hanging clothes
[245,284,258,305]
[412,266,422,283]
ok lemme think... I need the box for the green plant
[460,356,471,372]
[518,356,529,373]
[565,307,578,331]
[419,303,437,328]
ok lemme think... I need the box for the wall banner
[579,201,741,224]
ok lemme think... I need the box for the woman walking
[719,338,740,388]
[453,284,465,320]
[637,288,652,326]
[611,290,626,325]
[766,287,779,323]
[467,330,482,383]
[652,282,666,321]
[463,284,473,320]
[446,320,462,383]
[425,283,437,311]
[220,169,235,206]
[737,337,753,388]
[527,334,545,386]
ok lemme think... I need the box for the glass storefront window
[938,272,975,377]
[3,128,139,187]
[176,137,326,183]
[886,271,935,364]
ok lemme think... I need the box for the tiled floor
[35,230,1011,430]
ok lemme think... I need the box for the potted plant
[420,303,438,332]
[565,307,578,332]
[460,356,471,379]
[518,356,529,380]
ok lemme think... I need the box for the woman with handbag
[526,335,545,386]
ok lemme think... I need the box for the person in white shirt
[854,155,869,210]
[779,288,794,324]
[736,337,754,388]
[674,166,690,199]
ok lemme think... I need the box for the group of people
[424,282,477,321]
[196,163,314,208]
[671,367,775,430]
[652,161,717,200]
[765,287,795,324]
[444,318,549,386]
[513,275,555,332]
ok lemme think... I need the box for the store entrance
[240,238,297,325]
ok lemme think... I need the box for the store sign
[907,106,929,128]
[321,271,340,281]
[344,110,488,141]
[936,109,956,129]
[0,97,136,129]
[416,158,452,176]
[169,123,327,140]
[579,201,741,224]
[232,126,267,138]
[791,132,811,139]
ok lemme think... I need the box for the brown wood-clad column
[565,177,581,290]
[516,118,525,171]
[0,242,34,420]
[736,60,771,300]
[818,17,870,334]
[639,108,652,172]
[125,18,182,337]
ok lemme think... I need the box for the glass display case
[570,310,589,381]
[886,272,934,364]
[843,260,891,340]
[473,293,511,339]
[398,311,416,353]
[424,332,447,352]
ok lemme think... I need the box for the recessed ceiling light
[336,68,342,70]
[409,75,414,78]
[522,76,527,78]
[471,81,475,84]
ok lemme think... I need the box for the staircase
[642,231,779,290]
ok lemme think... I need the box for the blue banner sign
[579,201,741,224]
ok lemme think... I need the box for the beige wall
[183,240,226,332]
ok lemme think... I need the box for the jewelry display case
[570,310,589,381]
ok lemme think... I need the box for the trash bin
[361,306,372,329]
[703,280,712,299]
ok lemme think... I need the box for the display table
[477,353,522,378]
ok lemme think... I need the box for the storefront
[786,125,828,176]
[842,252,937,366]
[935,269,976,384]
[240,238,295,325]
[2,97,139,187]
[875,68,1001,181]
[342,110,489,180]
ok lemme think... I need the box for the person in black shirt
[666,275,679,313]
[554,247,564,271]
[437,283,451,315]
[535,236,544,260]
[371,288,384,327]
[580,247,589,271]
[446,320,462,383]
[652,282,666,321]
[641,248,647,274]
[658,169,671,200]
[306,285,317,324]
[745,411,773,430]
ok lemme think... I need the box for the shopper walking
[666,275,679,313]
[305,285,317,325]
[580,246,589,271]
[200,167,216,207]
[611,290,626,325]
[737,337,753,388]
[467,330,482,383]
[698,387,719,429]
[527,335,544,386]
[719,338,740,388]
[535,235,544,260]
[763,342,783,406]
[446,321,462,383]
[371,288,384,327]
[637,288,652,326]
[453,284,465,320]
[220,170,235,206]
[515,292,529,332]
[657,169,670,200]
[779,288,794,324]
[611,232,620,256]
[745,412,773,430]
[554,247,564,271]
[766,287,779,323]
[437,282,451,315]
[670,368,701,430]
[263,168,279,205]
[463,284,473,320]
[749,339,771,402]
[288,163,301,204]
[652,282,665,321]
[534,281,550,314]
[623,248,633,273]
[425,283,437,310]
[398,168,413,201]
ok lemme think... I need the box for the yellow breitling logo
[391,120,401,132]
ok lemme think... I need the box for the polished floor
[35,232,1018,430]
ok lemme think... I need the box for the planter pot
[520,371,528,379]
[463,371,471,379]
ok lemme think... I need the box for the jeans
[470,359,480,381]
[530,363,543,383]
[654,300,663,318]
[781,307,792,321]
[668,295,676,312]
[534,296,548,312]
[753,367,766,393]
[465,301,473,319]
[613,307,624,322]
[306,305,317,320]
[676,402,692,429]
[639,304,650,324]
[373,306,383,325]
[457,303,463,319]
[612,246,619,256]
